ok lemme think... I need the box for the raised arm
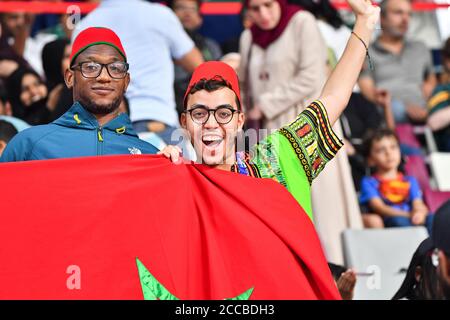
[319,0,380,126]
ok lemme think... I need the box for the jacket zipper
[97,127,104,155]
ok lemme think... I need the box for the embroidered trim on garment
[279,100,343,183]
[231,152,261,178]
[279,127,312,183]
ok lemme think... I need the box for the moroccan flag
[0,155,339,299]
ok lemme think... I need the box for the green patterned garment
[247,100,343,220]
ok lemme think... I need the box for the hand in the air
[347,0,380,29]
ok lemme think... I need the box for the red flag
[0,155,339,299]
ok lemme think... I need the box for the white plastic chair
[342,227,429,300]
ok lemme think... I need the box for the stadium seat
[342,227,429,300]
[423,187,450,213]
[404,154,430,192]
[395,124,421,149]
[429,152,450,192]
[404,154,450,212]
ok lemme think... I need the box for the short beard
[387,27,406,40]
[79,95,122,115]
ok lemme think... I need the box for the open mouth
[202,136,224,149]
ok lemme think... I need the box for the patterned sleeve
[278,100,343,184]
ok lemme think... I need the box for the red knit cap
[184,61,241,109]
[70,27,127,66]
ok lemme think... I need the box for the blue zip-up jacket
[0,102,158,162]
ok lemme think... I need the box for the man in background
[168,0,222,115]
[359,0,437,124]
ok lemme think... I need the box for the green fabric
[250,133,313,220]
[136,258,179,300]
[225,287,254,300]
[250,101,343,222]
[327,47,338,69]
[276,134,313,219]
[136,258,254,300]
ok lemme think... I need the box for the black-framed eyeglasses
[70,61,129,79]
[184,105,240,125]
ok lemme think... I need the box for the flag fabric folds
[0,155,339,299]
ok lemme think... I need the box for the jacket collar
[53,101,138,137]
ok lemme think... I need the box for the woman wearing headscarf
[239,0,327,133]
[42,38,73,121]
[5,67,57,126]
[239,0,363,265]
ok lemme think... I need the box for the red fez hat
[70,27,127,66]
[184,61,241,109]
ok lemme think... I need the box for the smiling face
[64,44,130,116]
[20,73,48,107]
[181,87,245,169]
[247,0,282,31]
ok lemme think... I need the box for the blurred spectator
[41,39,73,121]
[0,14,31,70]
[239,0,327,132]
[5,67,60,125]
[168,0,222,116]
[341,92,395,190]
[358,0,437,124]
[0,119,17,157]
[42,39,70,92]
[0,11,57,76]
[73,0,203,145]
[0,84,30,132]
[291,0,350,64]
[427,37,450,152]
[359,129,433,231]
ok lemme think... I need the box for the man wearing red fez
[1,27,158,162]
[161,0,380,220]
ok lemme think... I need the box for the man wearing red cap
[0,27,158,162]
[161,0,380,220]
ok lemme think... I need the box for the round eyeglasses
[70,61,129,79]
[184,106,240,125]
